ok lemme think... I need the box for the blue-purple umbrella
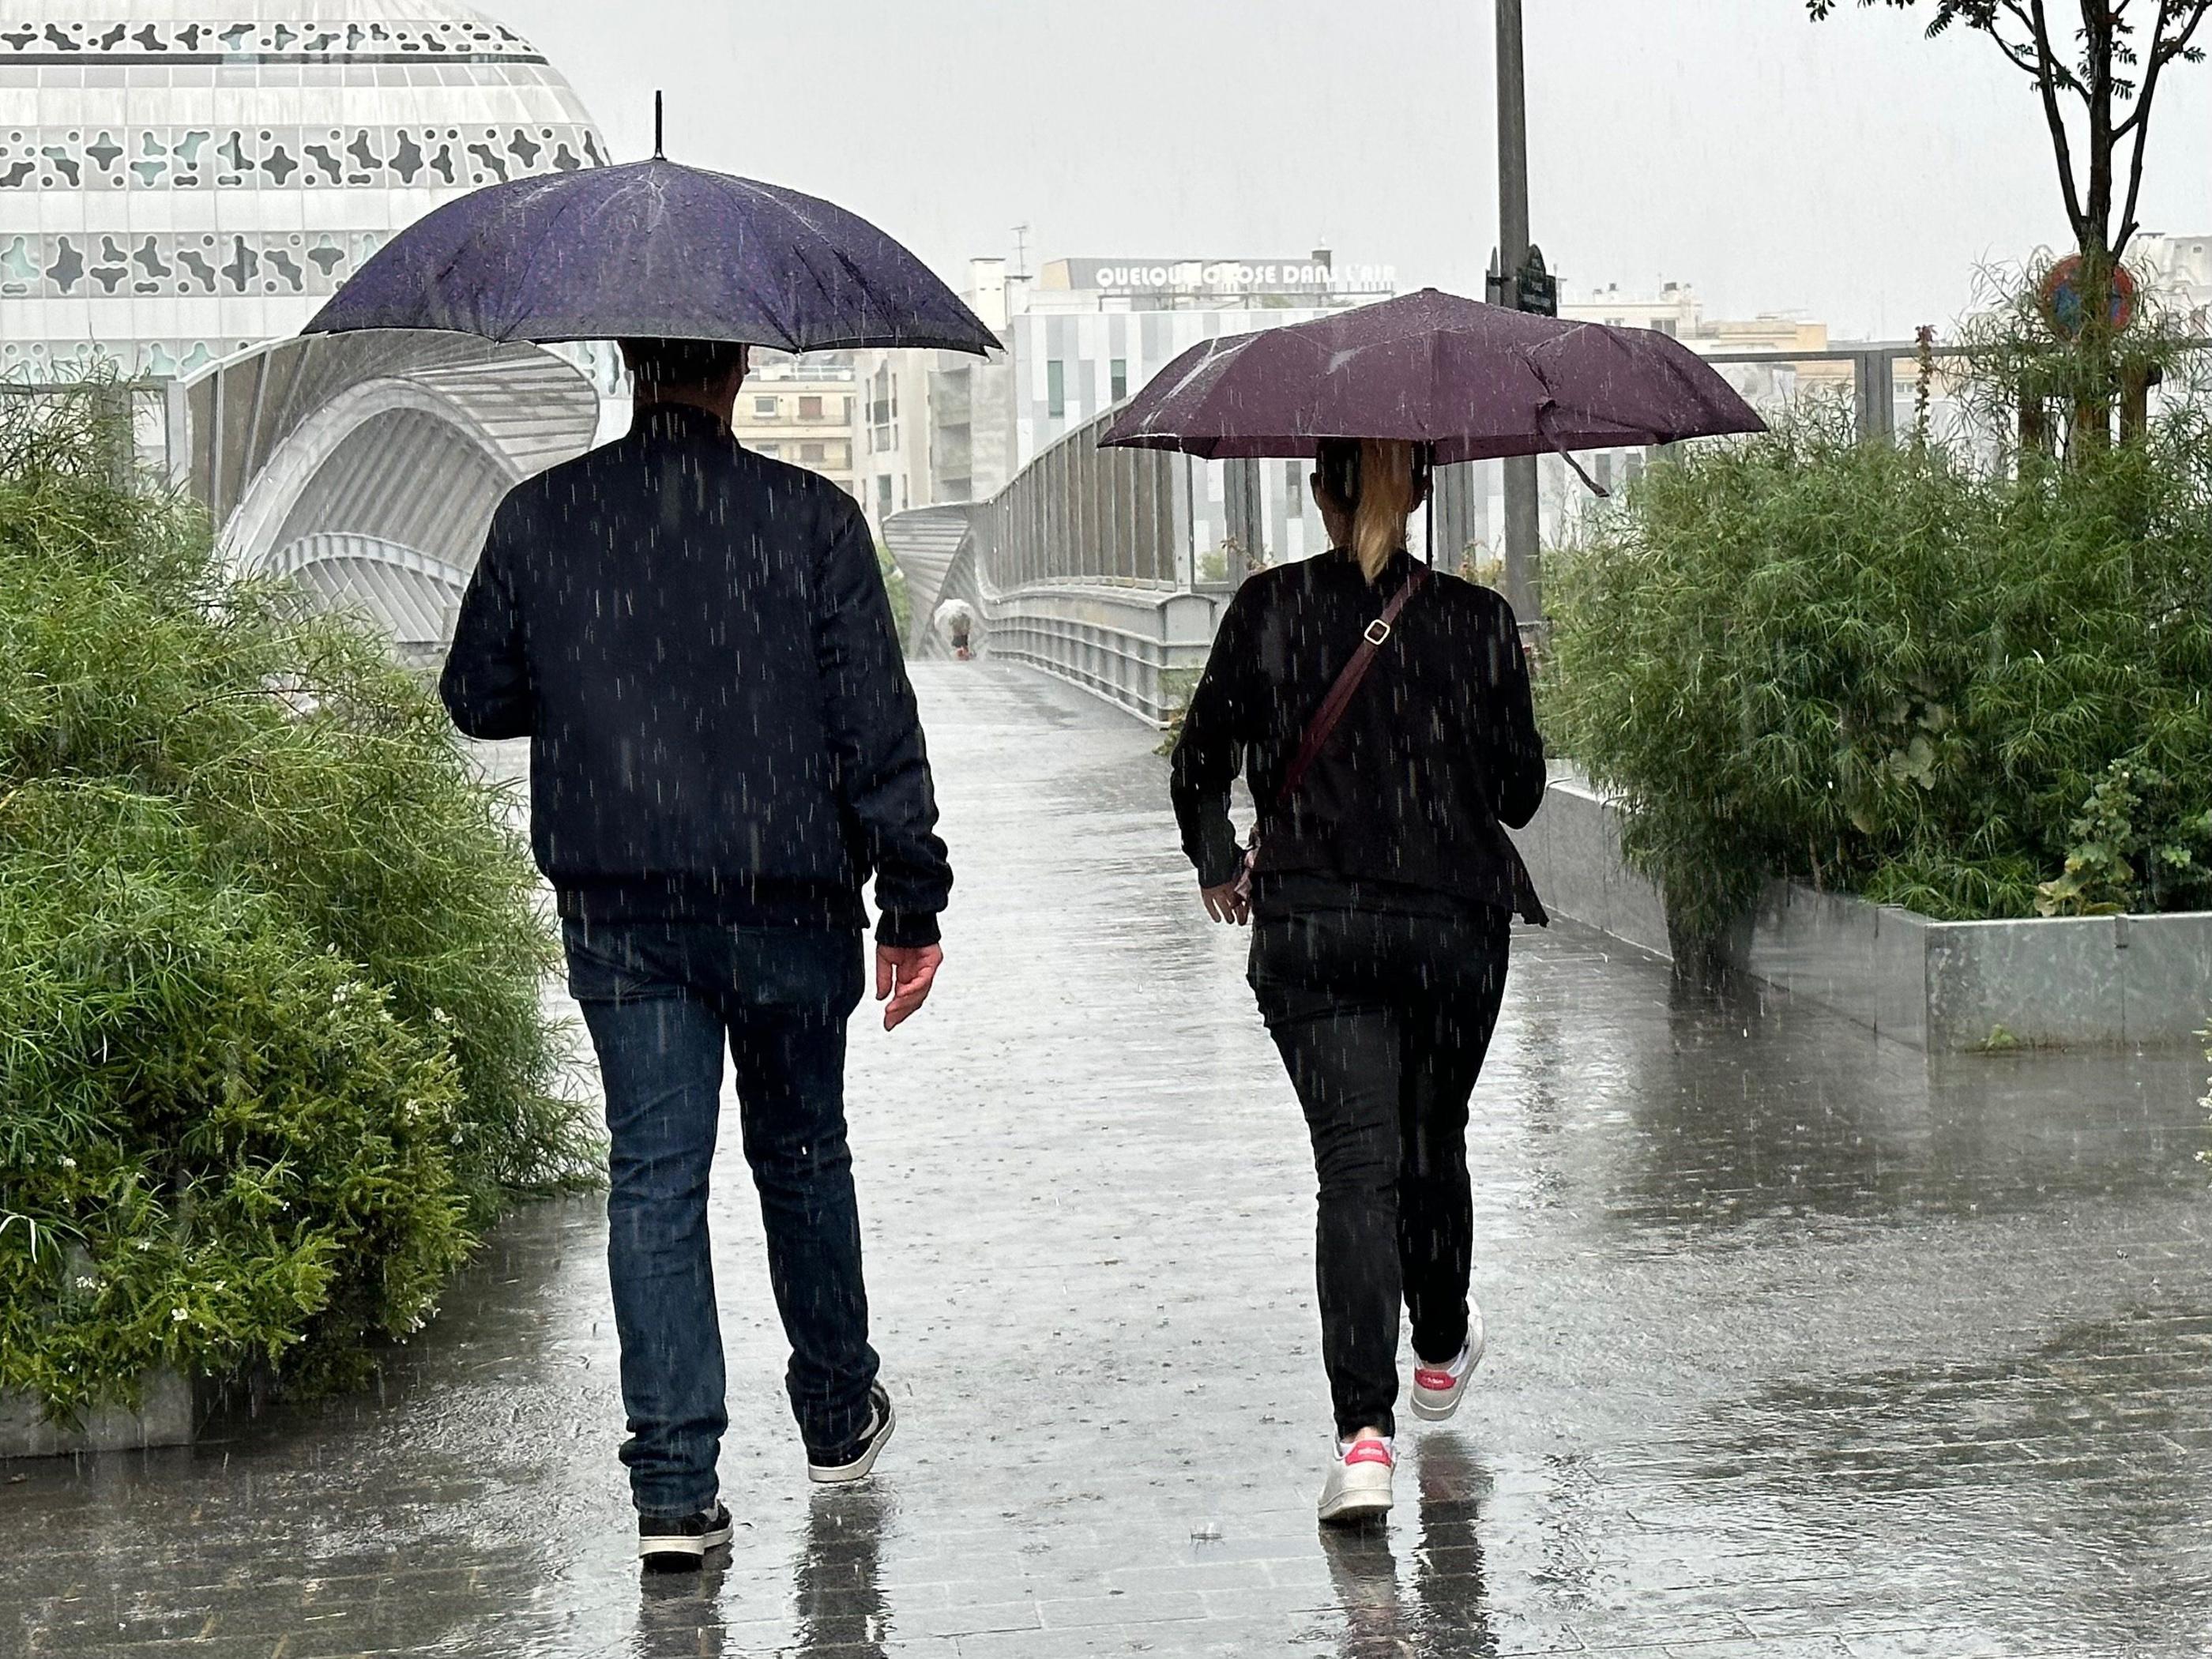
[303,154,996,356]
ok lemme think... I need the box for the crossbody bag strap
[1270,565,1428,818]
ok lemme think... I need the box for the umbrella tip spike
[653,89,664,158]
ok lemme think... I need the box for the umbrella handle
[1534,403,1610,500]
[1419,439,1435,567]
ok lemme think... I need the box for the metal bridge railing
[887,334,2212,726]
[886,406,1217,725]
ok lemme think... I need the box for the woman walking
[1169,438,1547,1524]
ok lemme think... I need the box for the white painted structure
[1,1,611,652]
[0,0,604,379]
[184,329,599,657]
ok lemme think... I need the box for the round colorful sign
[2039,255,2138,338]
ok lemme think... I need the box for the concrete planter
[1,1370,199,1459]
[1510,770,2212,1051]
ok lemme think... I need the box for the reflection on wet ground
[4,664,2207,1657]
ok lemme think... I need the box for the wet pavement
[5,661,2210,1659]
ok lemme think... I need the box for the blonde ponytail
[1349,439,1418,583]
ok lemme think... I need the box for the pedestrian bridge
[882,408,1224,725]
[882,339,1960,728]
[10,656,2202,1658]
[882,405,1496,727]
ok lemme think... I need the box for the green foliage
[0,394,595,1419]
[1949,257,2209,460]
[875,541,912,646]
[1198,536,1263,587]
[1153,668,1202,757]
[1544,401,2212,946]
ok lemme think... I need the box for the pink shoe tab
[1344,1439,1394,1468]
[1413,1367,1457,1392]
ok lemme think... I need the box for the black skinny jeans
[1249,904,1512,1439]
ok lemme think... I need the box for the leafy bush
[1544,404,2212,948]
[0,395,595,1418]
[875,541,912,645]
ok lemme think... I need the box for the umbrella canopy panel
[303,157,999,357]
[1100,288,1762,465]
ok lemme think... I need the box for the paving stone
[2,664,2206,1659]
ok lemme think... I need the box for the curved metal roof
[185,329,599,652]
[6,3,522,36]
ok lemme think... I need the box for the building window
[877,476,894,519]
[1285,460,1304,514]
[1110,358,1127,401]
[1047,359,1066,418]
[756,442,781,457]
[753,395,778,418]
[799,394,824,420]
[1653,318,1678,338]
[801,442,826,462]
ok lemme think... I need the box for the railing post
[1854,349,1897,444]
[1223,457,1262,573]
[1176,454,1195,591]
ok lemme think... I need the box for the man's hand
[1201,881,1250,926]
[875,943,943,1031]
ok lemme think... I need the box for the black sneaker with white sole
[807,1382,895,1484]
[638,1503,734,1569]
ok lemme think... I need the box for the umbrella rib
[483,182,603,343]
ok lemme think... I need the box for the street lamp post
[1495,0,1540,619]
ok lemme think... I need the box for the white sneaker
[1409,1304,1487,1422]
[1318,1432,1394,1525]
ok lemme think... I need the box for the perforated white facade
[0,0,604,380]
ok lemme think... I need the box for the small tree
[1811,2,2211,439]
[1811,2,2208,273]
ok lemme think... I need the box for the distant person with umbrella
[310,115,999,1567]
[1112,288,1762,1523]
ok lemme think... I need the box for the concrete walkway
[5,662,2209,1659]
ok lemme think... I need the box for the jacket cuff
[875,909,942,949]
[1195,824,1246,890]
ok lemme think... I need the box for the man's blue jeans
[564,919,879,1518]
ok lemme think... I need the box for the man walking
[439,337,950,1568]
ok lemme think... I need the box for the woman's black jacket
[1168,547,1548,924]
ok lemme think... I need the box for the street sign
[1485,245,1558,316]
[1516,245,1557,317]
[2038,255,2137,339]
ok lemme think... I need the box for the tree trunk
[2067,246,2117,456]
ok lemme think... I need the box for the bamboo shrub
[1544,398,2212,951]
[0,394,596,1418]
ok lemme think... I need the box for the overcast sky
[494,0,2212,341]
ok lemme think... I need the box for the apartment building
[734,357,860,499]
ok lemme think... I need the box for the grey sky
[495,0,2212,341]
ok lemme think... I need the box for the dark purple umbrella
[1099,288,1762,470]
[303,156,996,356]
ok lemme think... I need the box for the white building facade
[2135,232,2212,327]
[1,1,611,656]
[856,250,1395,568]
[0,0,604,381]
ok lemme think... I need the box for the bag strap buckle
[1363,618,1392,647]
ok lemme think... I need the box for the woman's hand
[1201,881,1251,926]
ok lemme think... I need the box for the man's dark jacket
[440,403,950,947]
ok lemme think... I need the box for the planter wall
[1510,769,2212,1051]
[0,1371,197,1460]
